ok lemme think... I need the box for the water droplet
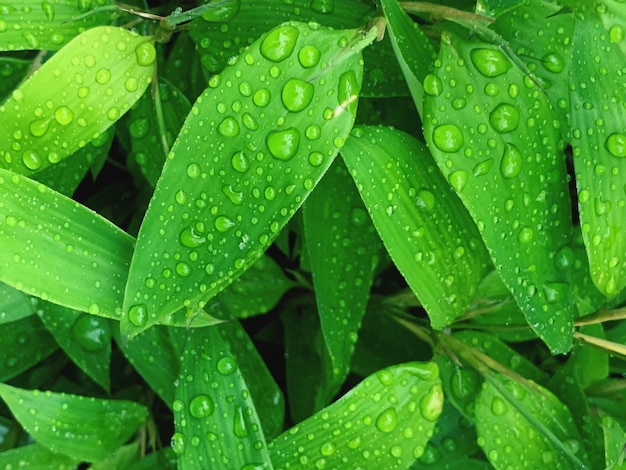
[125,77,138,92]
[260,25,299,62]
[298,45,321,68]
[307,151,324,167]
[231,151,250,172]
[107,107,120,121]
[605,276,618,296]
[491,396,508,416]
[84,54,96,68]
[22,150,43,170]
[416,189,435,211]
[41,1,55,20]
[543,282,568,303]
[22,32,40,49]
[337,70,358,115]
[500,143,523,178]
[281,78,314,112]
[320,441,336,456]
[242,112,259,130]
[189,394,215,418]
[448,170,468,192]
[375,407,398,433]
[187,162,201,178]
[610,25,624,43]
[222,185,244,205]
[541,52,565,73]
[605,133,626,157]
[201,0,240,21]
[554,245,573,270]
[218,116,240,137]
[135,41,156,66]
[233,405,249,437]
[473,158,494,176]
[71,314,110,352]
[594,197,612,216]
[489,104,520,133]
[215,215,236,232]
[128,304,148,327]
[176,262,192,277]
[310,0,334,13]
[432,124,464,152]
[253,88,271,107]
[95,68,111,85]
[423,74,443,96]
[266,128,301,161]
[171,432,185,454]
[518,226,534,243]
[420,384,443,421]
[470,48,512,77]
[29,118,50,137]
[54,106,74,126]
[216,356,237,375]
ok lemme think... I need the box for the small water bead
[253,88,270,107]
[305,125,321,140]
[238,81,252,97]
[423,74,443,96]
[420,384,443,421]
[218,116,240,137]
[448,170,468,192]
[605,133,626,157]
[84,54,96,68]
[489,104,520,133]
[216,356,238,375]
[541,52,565,73]
[500,143,523,178]
[107,107,120,121]
[298,45,321,68]
[135,41,156,66]
[281,78,314,112]
[54,106,74,125]
[432,124,464,152]
[518,226,534,243]
[266,127,301,161]
[470,48,512,77]
[554,245,574,270]
[95,68,111,85]
[189,394,215,418]
[484,83,499,97]
[594,197,612,216]
[22,32,40,49]
[128,304,148,327]
[260,25,299,62]
[22,150,43,170]
[491,396,508,416]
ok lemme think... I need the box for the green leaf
[0,314,57,381]
[474,373,588,469]
[303,158,382,395]
[89,442,140,470]
[126,448,177,470]
[0,281,35,324]
[0,0,115,51]
[0,443,78,469]
[0,383,147,462]
[570,12,626,298]
[341,125,491,328]
[601,414,626,470]
[0,56,30,101]
[423,30,575,353]
[122,20,379,337]
[0,26,156,175]
[269,361,444,469]
[38,303,112,391]
[0,169,134,319]
[172,324,272,469]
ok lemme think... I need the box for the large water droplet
[518,226,534,243]
[29,118,50,137]
[500,143,523,178]
[375,407,398,433]
[260,25,299,62]
[222,185,244,205]
[298,45,321,68]
[128,304,148,327]
[135,41,156,66]
[22,150,43,170]
[423,74,443,96]
[448,170,468,192]
[470,48,512,77]
[310,0,334,13]
[605,133,626,157]
[420,384,443,421]
[416,189,435,211]
[217,356,238,375]
[432,124,464,152]
[71,314,110,352]
[54,106,74,126]
[489,104,520,133]
[218,116,240,137]
[231,151,250,173]
[266,128,301,161]
[215,215,236,232]
[491,396,508,416]
[41,1,55,20]
[201,0,240,22]
[95,68,111,85]
[541,52,565,73]
[253,88,271,107]
[189,394,215,418]
[281,78,314,112]
[337,70,358,115]
[171,432,185,454]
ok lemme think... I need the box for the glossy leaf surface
[123,21,378,337]
[269,361,444,469]
[342,125,491,328]
[0,383,147,462]
[0,281,35,324]
[423,31,575,353]
[0,26,155,175]
[0,443,78,469]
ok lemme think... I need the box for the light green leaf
[602,414,626,470]
[0,0,115,51]
[0,26,156,175]
[38,302,112,391]
[475,373,588,469]
[0,280,35,324]
[0,443,78,469]
[570,12,626,298]
[423,30,575,353]
[0,383,147,462]
[0,169,134,319]
[122,20,379,337]
[303,158,382,398]
[0,314,57,381]
[341,125,491,328]
[0,56,30,101]
[89,442,140,470]
[172,324,272,469]
[269,361,444,469]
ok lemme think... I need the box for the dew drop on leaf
[189,394,215,418]
[95,69,111,85]
[420,384,443,421]
[298,45,321,68]
[308,151,324,167]
[171,432,185,454]
[500,143,523,178]
[71,314,110,352]
[470,48,512,77]
[41,1,55,20]
[518,226,534,243]
[448,170,468,193]
[542,282,569,303]
[252,88,271,107]
[259,25,299,62]
[216,356,238,375]
[281,78,314,112]
[54,106,74,125]
[310,0,334,14]
[215,215,236,232]
[218,116,240,137]
[605,133,626,157]
[541,52,565,73]
[489,104,520,133]
[128,304,148,327]
[22,150,43,170]
[416,189,435,211]
[375,407,398,433]
[490,396,508,416]
[135,41,156,67]
[432,124,464,152]
[266,128,301,161]
[423,74,443,96]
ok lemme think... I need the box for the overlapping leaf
[122,21,380,337]
[0,26,156,175]
[0,443,78,469]
[423,31,575,353]
[342,125,491,328]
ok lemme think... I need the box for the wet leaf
[122,21,379,337]
[601,414,626,470]
[269,361,444,469]
[0,443,78,469]
[0,56,30,101]
[423,30,575,353]
[0,169,134,319]
[0,0,115,51]
[0,383,147,462]
[474,373,588,469]
[172,324,272,469]
[0,26,156,175]
[0,281,35,324]
[342,125,491,328]
[303,158,382,397]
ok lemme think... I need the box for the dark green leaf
[0,281,35,324]
[0,443,78,469]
